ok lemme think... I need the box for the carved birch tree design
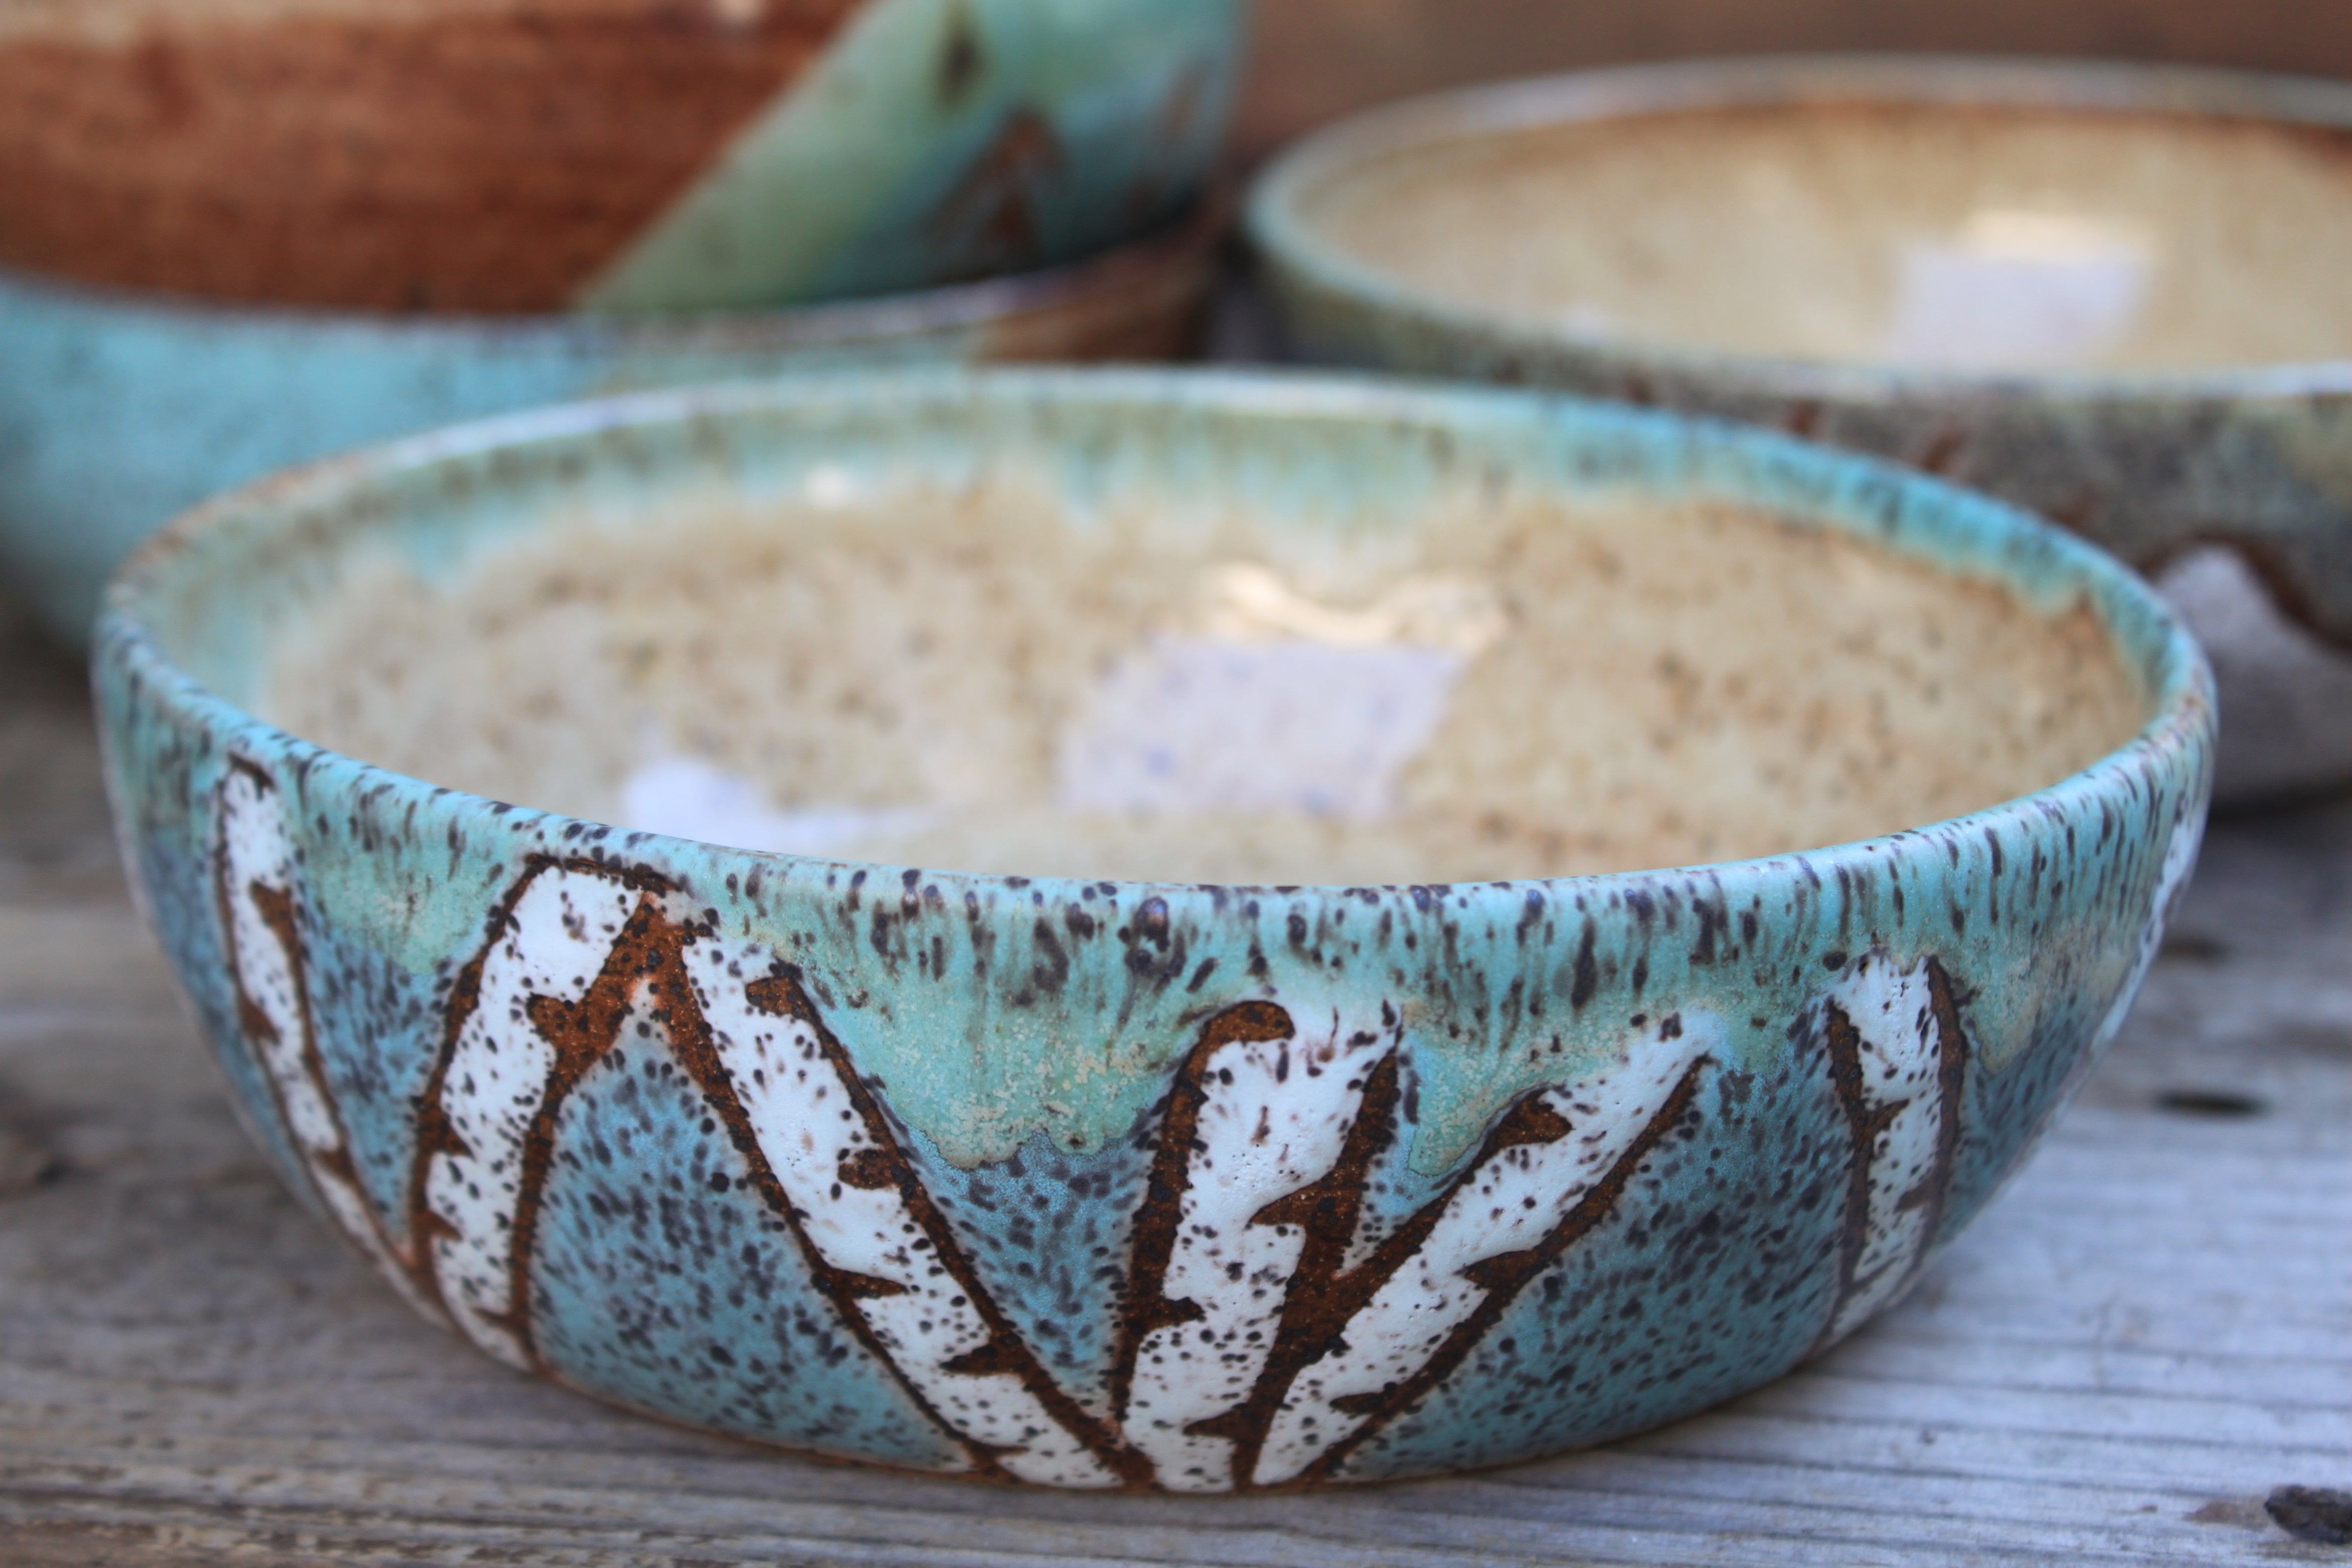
[215,761,441,1323]
[209,763,2034,1490]
[1811,954,1970,1350]
[1110,1006,1713,1489]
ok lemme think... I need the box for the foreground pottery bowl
[0,206,1217,647]
[1250,56,2352,801]
[0,0,1243,312]
[99,370,2211,1490]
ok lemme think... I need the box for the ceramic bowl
[0,0,1242,313]
[98,369,2211,1491]
[1249,56,2352,802]
[0,203,1219,648]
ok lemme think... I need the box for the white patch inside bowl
[622,755,936,856]
[1886,210,2153,370]
[1053,562,1503,822]
[1057,637,1465,821]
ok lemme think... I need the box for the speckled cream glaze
[1249,57,2352,682]
[254,478,2144,885]
[96,370,2214,1490]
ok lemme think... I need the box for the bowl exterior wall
[91,378,2214,1490]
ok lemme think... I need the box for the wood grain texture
[1236,0,2352,157]
[0,594,2347,1565]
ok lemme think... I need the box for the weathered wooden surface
[0,592,2347,1566]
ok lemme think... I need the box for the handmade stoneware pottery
[98,369,2212,1490]
[0,0,1244,312]
[1249,56,2352,802]
[0,204,1218,647]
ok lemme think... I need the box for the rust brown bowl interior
[0,0,864,311]
[0,0,1238,313]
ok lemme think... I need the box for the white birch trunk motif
[217,765,434,1318]
[1118,1009,1392,1492]
[693,943,1121,1488]
[207,800,2022,1493]
[2092,810,2206,1052]
[1252,1023,1715,1485]
[418,866,640,1369]
[1821,956,1950,1341]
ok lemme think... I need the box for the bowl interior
[1290,93,2352,373]
[132,376,2156,887]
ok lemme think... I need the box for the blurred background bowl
[0,200,1224,647]
[1249,56,2352,805]
[0,0,1244,313]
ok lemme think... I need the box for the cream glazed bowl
[98,369,2212,1490]
[1250,55,2352,802]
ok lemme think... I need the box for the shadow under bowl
[1248,54,2352,802]
[97,367,2212,1491]
[0,204,1221,649]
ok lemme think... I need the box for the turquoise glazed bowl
[1249,56,2352,800]
[98,369,2212,1490]
[0,206,1216,648]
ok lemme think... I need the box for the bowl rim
[0,194,1225,348]
[1246,52,2352,401]
[99,364,2216,901]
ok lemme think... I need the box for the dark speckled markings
[399,853,1139,1487]
[215,759,443,1323]
[194,765,2175,1489]
[217,792,1725,1489]
[96,369,2217,1489]
[1806,955,1972,1352]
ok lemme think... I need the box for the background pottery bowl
[98,369,2212,1491]
[0,0,1244,312]
[1248,56,2352,803]
[0,204,1219,648]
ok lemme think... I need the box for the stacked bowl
[0,0,1249,642]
